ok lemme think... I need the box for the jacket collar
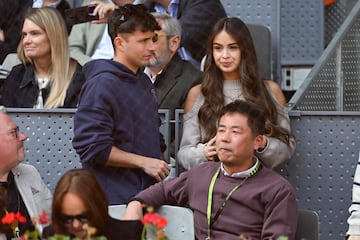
[19,64,37,89]
[156,53,182,83]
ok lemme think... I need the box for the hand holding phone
[64,5,99,26]
[87,1,117,24]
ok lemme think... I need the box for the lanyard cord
[206,161,260,239]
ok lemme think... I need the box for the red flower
[142,212,168,229]
[1,212,26,225]
[2,212,17,225]
[141,207,169,240]
[38,211,50,225]
[154,216,167,229]
[15,212,26,223]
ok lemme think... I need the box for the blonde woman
[0,7,85,108]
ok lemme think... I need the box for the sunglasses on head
[61,212,89,225]
[118,4,148,23]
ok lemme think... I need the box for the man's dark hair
[217,100,266,137]
[108,4,161,42]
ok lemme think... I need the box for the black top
[0,172,33,239]
[42,217,143,240]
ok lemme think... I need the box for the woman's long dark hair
[199,17,291,144]
[51,169,109,237]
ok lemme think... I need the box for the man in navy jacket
[72,5,170,204]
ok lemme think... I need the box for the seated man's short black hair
[218,100,266,136]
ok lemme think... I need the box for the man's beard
[147,46,172,68]
[147,53,161,67]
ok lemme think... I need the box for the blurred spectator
[68,0,134,65]
[43,169,142,239]
[177,17,295,170]
[0,109,52,239]
[0,7,85,108]
[33,0,73,32]
[0,0,32,64]
[72,5,169,205]
[33,0,71,17]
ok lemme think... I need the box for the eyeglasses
[8,126,20,139]
[152,32,172,43]
[61,212,89,225]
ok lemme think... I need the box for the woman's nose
[72,218,83,228]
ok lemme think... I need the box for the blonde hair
[17,7,77,108]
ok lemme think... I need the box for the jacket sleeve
[133,170,190,207]
[0,64,25,107]
[68,0,109,66]
[68,22,94,66]
[255,104,296,168]
[347,153,360,236]
[177,95,207,170]
[261,181,298,240]
[72,78,114,166]
[14,164,52,234]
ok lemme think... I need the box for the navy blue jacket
[72,59,164,204]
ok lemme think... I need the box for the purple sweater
[134,162,298,240]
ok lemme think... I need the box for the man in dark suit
[145,12,202,117]
[144,12,202,157]
[144,0,227,68]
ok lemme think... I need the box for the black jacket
[0,62,85,108]
[154,53,202,119]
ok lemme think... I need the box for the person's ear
[169,35,180,52]
[114,35,125,51]
[253,134,265,151]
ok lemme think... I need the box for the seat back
[247,23,272,80]
[0,53,21,80]
[295,209,320,240]
[108,204,195,240]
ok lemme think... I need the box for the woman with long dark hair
[178,17,295,170]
